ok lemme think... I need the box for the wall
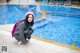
[0,0,6,5]
[0,0,35,5]
[9,0,35,5]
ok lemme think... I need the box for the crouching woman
[14,12,34,45]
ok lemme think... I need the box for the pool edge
[32,36,80,51]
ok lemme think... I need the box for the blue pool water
[0,5,80,48]
[0,5,41,24]
[33,16,80,48]
[40,6,80,14]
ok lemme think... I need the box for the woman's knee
[29,29,33,34]
[24,29,33,39]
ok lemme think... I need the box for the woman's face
[28,14,33,23]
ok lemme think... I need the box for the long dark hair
[24,14,34,27]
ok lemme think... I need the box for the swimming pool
[0,5,80,48]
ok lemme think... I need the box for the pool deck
[0,25,80,53]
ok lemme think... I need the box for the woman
[14,12,34,45]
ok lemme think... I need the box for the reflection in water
[45,15,64,22]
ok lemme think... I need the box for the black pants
[14,29,33,42]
